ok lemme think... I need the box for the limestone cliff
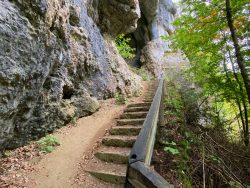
[0,0,141,151]
[0,0,175,152]
[131,0,177,76]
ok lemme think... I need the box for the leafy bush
[115,34,135,59]
[115,93,128,105]
[37,135,60,153]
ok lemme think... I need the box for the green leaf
[163,141,177,146]
[160,35,169,41]
[44,146,54,153]
[115,93,127,105]
[164,147,180,155]
[37,135,60,153]
[115,34,135,59]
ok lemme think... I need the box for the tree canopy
[172,0,250,145]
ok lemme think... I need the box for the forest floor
[0,82,149,188]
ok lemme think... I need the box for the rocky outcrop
[131,0,176,76]
[0,0,141,152]
[140,39,166,76]
[98,0,141,36]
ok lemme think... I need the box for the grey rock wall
[98,0,141,36]
[132,0,176,75]
[0,0,141,152]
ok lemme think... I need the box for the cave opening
[125,13,151,69]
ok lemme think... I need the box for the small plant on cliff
[129,66,149,81]
[115,93,128,105]
[37,135,60,153]
[115,34,135,59]
[70,115,78,126]
[138,68,149,81]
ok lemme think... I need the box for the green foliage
[177,136,192,187]
[164,147,180,155]
[37,135,60,153]
[171,0,249,100]
[165,98,183,113]
[163,141,179,155]
[164,81,184,119]
[138,68,149,81]
[228,180,243,188]
[163,140,177,146]
[115,34,135,59]
[115,93,128,105]
[163,80,192,186]
[162,58,250,186]
[130,67,149,81]
[160,35,169,41]
[3,150,12,158]
[208,154,222,164]
[171,0,250,145]
[70,116,77,126]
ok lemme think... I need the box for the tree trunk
[222,54,248,145]
[223,41,249,145]
[225,0,250,104]
[229,52,249,146]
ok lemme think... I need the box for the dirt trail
[24,82,148,188]
[26,100,124,188]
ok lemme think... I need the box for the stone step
[127,102,151,108]
[110,125,142,136]
[144,93,155,96]
[147,87,156,89]
[124,106,149,113]
[144,92,155,95]
[145,93,155,96]
[144,97,153,100]
[102,135,136,147]
[147,89,156,92]
[143,99,153,103]
[144,97,154,100]
[95,146,130,164]
[86,158,126,184]
[117,118,145,126]
[144,95,154,98]
[120,112,147,119]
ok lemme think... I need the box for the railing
[125,77,173,188]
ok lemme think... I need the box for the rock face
[0,0,141,152]
[132,0,177,75]
[98,0,141,36]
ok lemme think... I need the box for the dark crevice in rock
[69,5,80,26]
[62,85,74,99]
[124,12,151,67]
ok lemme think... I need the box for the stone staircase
[85,81,158,187]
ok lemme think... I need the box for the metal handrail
[125,77,172,188]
